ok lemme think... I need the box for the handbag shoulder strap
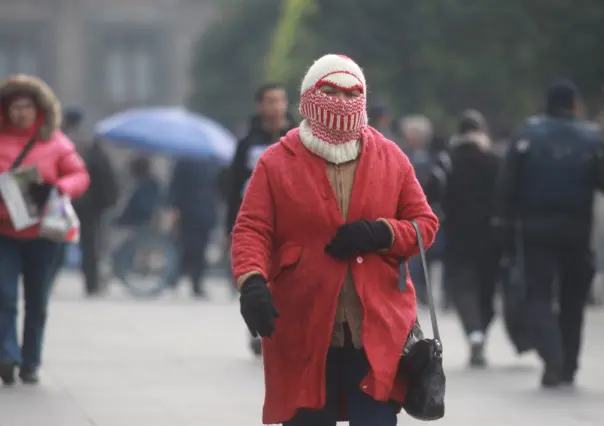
[11,138,37,170]
[410,220,441,344]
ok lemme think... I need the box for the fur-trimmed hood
[0,74,61,140]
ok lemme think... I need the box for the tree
[265,0,317,84]
[188,0,283,130]
[190,0,604,134]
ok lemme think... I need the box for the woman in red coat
[0,75,90,385]
[231,54,438,425]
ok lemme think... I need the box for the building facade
[0,0,218,129]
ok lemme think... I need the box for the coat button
[356,256,363,264]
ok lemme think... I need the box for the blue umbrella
[94,107,236,164]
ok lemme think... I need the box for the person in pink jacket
[0,75,90,386]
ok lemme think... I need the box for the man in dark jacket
[498,80,604,387]
[226,83,294,236]
[226,83,293,356]
[66,110,119,296]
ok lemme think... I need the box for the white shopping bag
[0,167,42,231]
[39,187,80,243]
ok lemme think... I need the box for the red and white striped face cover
[299,86,367,145]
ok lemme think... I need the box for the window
[89,23,169,115]
[103,38,158,107]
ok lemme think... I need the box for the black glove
[27,183,54,209]
[239,275,279,338]
[325,219,392,259]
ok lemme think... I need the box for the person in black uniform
[226,83,294,355]
[497,80,604,387]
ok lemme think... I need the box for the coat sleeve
[226,139,248,234]
[231,158,275,289]
[55,139,91,199]
[379,158,439,259]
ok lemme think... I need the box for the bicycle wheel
[117,231,179,298]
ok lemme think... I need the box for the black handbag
[400,220,446,421]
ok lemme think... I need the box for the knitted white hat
[300,54,366,95]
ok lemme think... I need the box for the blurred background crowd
[1,0,604,390]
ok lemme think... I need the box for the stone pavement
[1,271,603,426]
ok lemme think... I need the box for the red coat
[231,126,438,424]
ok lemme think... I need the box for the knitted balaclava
[298,54,367,164]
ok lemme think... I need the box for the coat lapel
[282,128,384,225]
[283,131,343,226]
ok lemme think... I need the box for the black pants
[173,220,211,295]
[283,326,397,426]
[524,241,593,374]
[80,215,102,295]
[48,243,66,289]
[447,252,499,337]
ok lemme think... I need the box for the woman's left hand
[325,219,392,259]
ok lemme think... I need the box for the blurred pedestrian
[429,134,448,155]
[226,83,294,355]
[47,109,87,285]
[112,157,162,280]
[434,110,500,367]
[368,103,397,142]
[497,80,604,387]
[114,157,161,228]
[426,133,453,311]
[399,114,443,305]
[231,54,438,425]
[0,75,90,385]
[69,111,119,297]
[166,156,221,298]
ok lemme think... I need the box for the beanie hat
[298,54,368,164]
[546,79,579,116]
[300,54,366,95]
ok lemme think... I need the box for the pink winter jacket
[0,74,90,239]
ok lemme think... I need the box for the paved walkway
[1,272,603,426]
